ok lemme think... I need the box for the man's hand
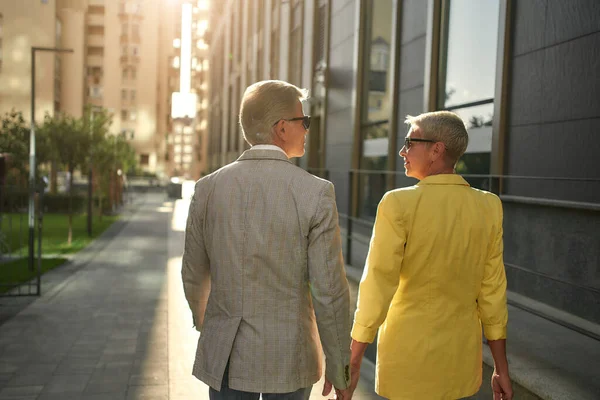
[491,369,513,400]
[322,378,353,400]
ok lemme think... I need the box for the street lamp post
[29,46,73,279]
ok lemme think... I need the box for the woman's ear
[432,142,445,160]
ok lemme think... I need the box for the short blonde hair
[239,80,308,145]
[405,111,469,165]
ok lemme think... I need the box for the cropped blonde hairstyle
[239,80,309,145]
[405,111,469,165]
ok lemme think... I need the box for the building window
[131,46,139,56]
[130,90,136,101]
[122,68,128,79]
[88,47,104,56]
[129,109,137,121]
[122,23,128,36]
[121,89,128,100]
[140,154,149,165]
[438,0,500,187]
[121,110,128,120]
[131,23,139,38]
[131,67,137,79]
[89,86,103,98]
[358,0,394,218]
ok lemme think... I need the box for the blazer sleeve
[477,196,508,340]
[181,181,211,332]
[352,191,406,343]
[307,182,352,390]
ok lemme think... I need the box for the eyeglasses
[403,137,436,149]
[273,116,311,130]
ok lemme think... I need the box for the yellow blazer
[352,174,508,400]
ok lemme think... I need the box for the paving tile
[126,384,168,400]
[0,385,44,397]
[42,374,90,394]
[4,373,54,387]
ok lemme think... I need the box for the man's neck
[250,144,288,157]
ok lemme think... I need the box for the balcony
[87,14,104,26]
[87,55,103,67]
[87,96,104,107]
[87,75,103,85]
[87,34,104,47]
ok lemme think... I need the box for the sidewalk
[0,194,380,400]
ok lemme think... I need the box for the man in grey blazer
[182,80,353,400]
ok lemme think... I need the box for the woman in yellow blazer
[349,111,512,400]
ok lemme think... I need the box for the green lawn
[0,257,68,294]
[1,213,120,255]
[0,213,120,293]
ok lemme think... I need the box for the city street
[0,192,380,400]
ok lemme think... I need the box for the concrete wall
[59,5,86,118]
[502,0,600,322]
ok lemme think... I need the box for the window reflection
[438,0,500,189]
[440,0,500,109]
[359,0,394,219]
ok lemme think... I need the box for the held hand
[322,377,333,398]
[322,378,355,400]
[334,386,354,400]
[491,369,513,400]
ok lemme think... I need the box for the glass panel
[452,103,494,189]
[441,0,500,108]
[452,103,494,154]
[360,0,393,176]
[358,171,387,220]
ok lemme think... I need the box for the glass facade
[438,0,500,189]
[358,0,394,219]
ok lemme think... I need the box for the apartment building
[0,0,209,179]
[206,0,600,330]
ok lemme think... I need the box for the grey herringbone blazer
[182,149,351,393]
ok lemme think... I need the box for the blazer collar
[237,149,292,163]
[416,174,470,187]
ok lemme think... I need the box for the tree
[39,112,91,244]
[90,132,137,219]
[0,110,29,185]
[0,109,54,187]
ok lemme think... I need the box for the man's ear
[272,121,285,142]
[275,121,287,141]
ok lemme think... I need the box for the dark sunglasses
[273,116,311,130]
[403,137,436,149]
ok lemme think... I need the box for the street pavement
[0,193,380,400]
